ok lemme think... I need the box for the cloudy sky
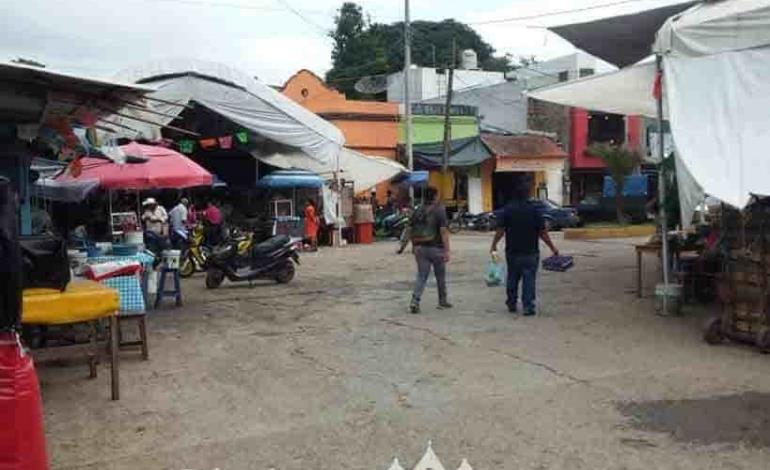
[2,0,691,86]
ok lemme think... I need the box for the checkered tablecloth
[87,253,154,314]
[101,274,145,314]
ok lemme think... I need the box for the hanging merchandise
[218,135,233,150]
[235,131,248,144]
[178,139,195,154]
[199,138,217,150]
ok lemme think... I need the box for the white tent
[652,0,770,209]
[110,59,405,196]
[531,1,770,211]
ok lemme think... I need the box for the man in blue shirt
[490,184,559,315]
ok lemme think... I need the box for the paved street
[40,234,770,470]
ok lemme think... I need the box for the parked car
[575,194,604,223]
[530,199,580,230]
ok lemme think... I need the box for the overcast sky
[2,0,691,86]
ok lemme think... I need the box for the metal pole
[656,54,671,315]
[404,0,414,206]
[336,151,342,247]
[441,38,456,174]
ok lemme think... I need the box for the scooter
[205,234,299,289]
[178,223,212,278]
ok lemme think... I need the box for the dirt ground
[39,234,770,470]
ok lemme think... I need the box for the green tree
[588,143,641,224]
[326,3,511,98]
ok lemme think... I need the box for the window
[579,68,595,78]
[558,71,569,82]
[587,112,625,145]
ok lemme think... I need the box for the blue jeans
[506,253,539,313]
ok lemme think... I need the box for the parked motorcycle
[448,209,496,233]
[375,207,411,239]
[205,234,299,289]
[178,223,212,278]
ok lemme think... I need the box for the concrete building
[387,67,506,103]
[282,69,400,201]
[421,81,528,135]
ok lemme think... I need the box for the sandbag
[0,177,21,329]
[0,337,49,470]
[20,235,70,291]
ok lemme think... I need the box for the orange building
[282,70,400,201]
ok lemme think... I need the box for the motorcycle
[375,207,411,239]
[205,234,299,289]
[178,223,212,278]
[448,209,496,233]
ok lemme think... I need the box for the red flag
[652,70,663,101]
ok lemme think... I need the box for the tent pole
[336,150,342,247]
[656,54,671,315]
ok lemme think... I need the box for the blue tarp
[392,171,429,187]
[256,169,323,189]
[603,174,649,198]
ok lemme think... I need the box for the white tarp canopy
[528,58,663,119]
[112,59,344,166]
[257,147,406,193]
[652,0,770,209]
[532,0,770,210]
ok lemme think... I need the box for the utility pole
[441,39,456,174]
[404,0,414,205]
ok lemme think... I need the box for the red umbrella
[56,142,212,190]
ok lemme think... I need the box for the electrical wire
[273,0,331,35]
[468,0,683,26]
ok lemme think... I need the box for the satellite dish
[354,74,390,94]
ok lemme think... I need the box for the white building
[510,51,616,89]
[387,67,506,103]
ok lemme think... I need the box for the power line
[468,0,672,26]
[273,0,331,35]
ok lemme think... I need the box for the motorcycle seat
[252,235,291,255]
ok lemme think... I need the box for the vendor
[168,197,190,248]
[141,198,168,236]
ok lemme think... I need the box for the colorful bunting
[199,138,217,149]
[218,135,233,150]
[178,139,195,154]
[177,130,248,152]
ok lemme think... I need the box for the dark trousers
[506,253,539,312]
[411,245,447,305]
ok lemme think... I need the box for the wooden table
[635,243,662,297]
[22,280,121,400]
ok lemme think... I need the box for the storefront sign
[496,157,560,172]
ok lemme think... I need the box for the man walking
[490,184,559,316]
[409,187,451,314]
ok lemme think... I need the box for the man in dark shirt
[490,185,559,315]
[409,187,451,314]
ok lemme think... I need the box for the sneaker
[409,304,420,314]
[437,302,453,310]
[507,305,517,314]
[522,310,536,317]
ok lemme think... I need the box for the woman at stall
[303,199,320,251]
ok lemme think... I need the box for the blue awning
[392,170,429,187]
[256,169,324,189]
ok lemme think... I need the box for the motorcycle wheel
[274,262,295,284]
[205,268,225,289]
[448,220,462,234]
[179,252,196,278]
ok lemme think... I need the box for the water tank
[460,49,479,70]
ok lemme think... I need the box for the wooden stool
[117,314,149,360]
[155,268,182,308]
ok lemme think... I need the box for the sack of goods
[484,261,504,287]
[542,255,574,272]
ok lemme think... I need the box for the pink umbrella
[56,142,212,190]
